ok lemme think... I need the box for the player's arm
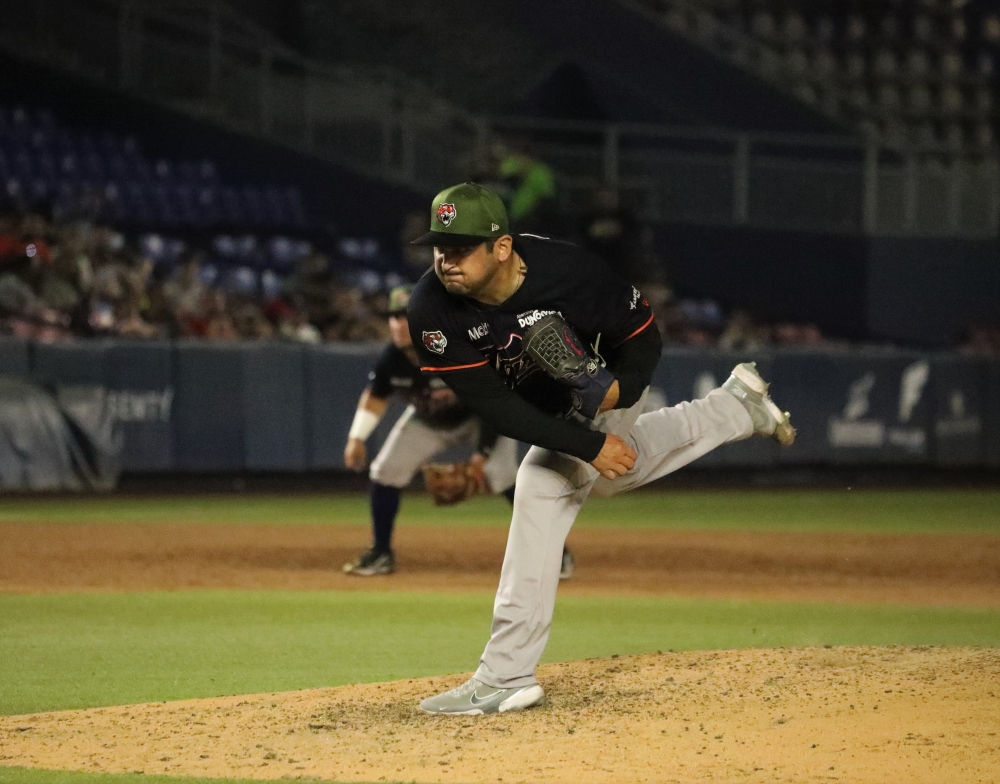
[605,321,662,409]
[343,377,390,474]
[445,368,634,479]
[343,389,389,471]
[344,346,399,470]
[440,364,608,462]
[566,253,662,410]
[475,417,501,460]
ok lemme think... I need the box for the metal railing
[0,0,996,237]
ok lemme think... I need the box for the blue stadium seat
[0,105,308,230]
[220,187,245,224]
[154,159,174,182]
[12,150,33,180]
[241,186,267,225]
[83,151,106,182]
[123,182,153,223]
[263,187,287,227]
[173,184,199,225]
[195,186,222,226]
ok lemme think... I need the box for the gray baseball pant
[474,387,754,688]
[369,405,519,493]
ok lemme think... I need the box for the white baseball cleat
[721,362,796,446]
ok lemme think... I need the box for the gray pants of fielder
[474,388,754,688]
[370,405,519,493]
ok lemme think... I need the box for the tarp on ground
[0,377,121,491]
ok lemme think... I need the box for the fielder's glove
[523,314,615,420]
[421,461,487,505]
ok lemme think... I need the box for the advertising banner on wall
[32,342,107,384]
[931,356,985,467]
[105,341,174,472]
[173,342,245,471]
[306,343,382,469]
[774,349,932,465]
[987,360,1000,469]
[243,344,307,471]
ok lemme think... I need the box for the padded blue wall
[5,339,998,473]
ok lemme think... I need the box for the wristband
[348,409,380,441]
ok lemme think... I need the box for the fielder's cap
[387,284,414,315]
[410,182,510,247]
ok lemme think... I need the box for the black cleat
[343,548,395,576]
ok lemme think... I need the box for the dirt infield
[1,522,999,606]
[2,646,998,784]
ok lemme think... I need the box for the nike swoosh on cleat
[468,691,500,706]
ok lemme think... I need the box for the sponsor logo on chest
[467,322,490,341]
[516,309,561,329]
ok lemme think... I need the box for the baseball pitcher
[406,183,795,715]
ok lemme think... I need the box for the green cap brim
[410,230,500,247]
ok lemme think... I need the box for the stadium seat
[220,188,245,224]
[0,104,303,230]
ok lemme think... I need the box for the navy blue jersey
[407,235,655,417]
[368,343,473,428]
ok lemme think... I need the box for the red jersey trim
[420,359,489,373]
[612,313,655,347]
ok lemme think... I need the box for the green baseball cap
[410,182,510,247]
[387,284,414,315]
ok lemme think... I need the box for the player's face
[433,243,499,297]
[388,314,412,348]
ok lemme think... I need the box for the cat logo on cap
[436,203,457,227]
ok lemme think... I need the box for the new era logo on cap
[491,223,499,231]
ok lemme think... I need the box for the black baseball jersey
[407,235,661,461]
[368,343,473,428]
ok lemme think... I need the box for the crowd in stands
[0,212,396,345]
[0,203,839,352]
[3,205,998,354]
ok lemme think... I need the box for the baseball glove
[421,461,487,505]
[523,314,615,419]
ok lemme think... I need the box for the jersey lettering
[516,309,562,329]
[468,323,490,341]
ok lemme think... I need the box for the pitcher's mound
[2,646,998,784]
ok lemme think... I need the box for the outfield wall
[1,337,998,473]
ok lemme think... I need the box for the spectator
[160,253,208,323]
[482,145,558,235]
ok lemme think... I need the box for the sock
[370,482,401,552]
[502,486,516,505]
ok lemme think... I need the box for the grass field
[2,488,998,784]
[1,488,998,533]
[4,590,997,716]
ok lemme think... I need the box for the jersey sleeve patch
[422,330,448,355]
